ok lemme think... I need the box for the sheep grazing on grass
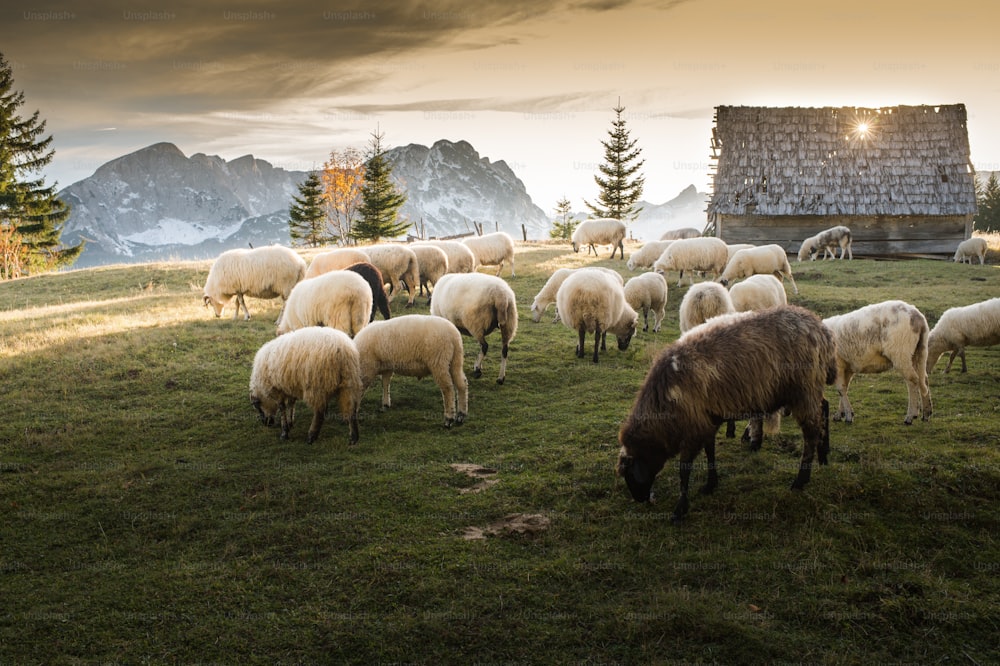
[678,281,735,334]
[926,297,1000,373]
[530,267,623,323]
[626,240,674,271]
[407,243,449,302]
[353,315,469,427]
[363,244,420,307]
[823,300,932,425]
[276,270,373,337]
[652,237,729,287]
[463,232,516,277]
[305,248,370,279]
[617,305,836,522]
[660,227,702,241]
[953,237,987,265]
[555,268,638,363]
[431,273,518,384]
[203,245,307,321]
[249,327,363,445]
[571,218,627,259]
[624,272,668,332]
[343,262,391,322]
[728,274,788,313]
[720,244,798,295]
[798,225,853,261]
[419,240,476,275]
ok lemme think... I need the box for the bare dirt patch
[462,513,551,540]
[449,463,500,494]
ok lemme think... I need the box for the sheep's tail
[496,294,517,331]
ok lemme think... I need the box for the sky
[2,0,999,214]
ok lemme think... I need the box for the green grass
[1,246,999,664]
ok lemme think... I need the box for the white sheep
[652,237,729,286]
[362,244,420,307]
[430,273,519,384]
[275,270,373,337]
[823,300,932,425]
[419,240,476,274]
[407,243,450,301]
[530,267,624,323]
[797,225,853,261]
[728,274,788,313]
[249,326,363,444]
[555,268,638,363]
[725,243,756,263]
[626,240,673,271]
[624,272,668,332]
[571,217,627,259]
[203,245,307,321]
[926,297,1000,373]
[720,244,799,295]
[305,248,370,279]
[463,231,516,277]
[660,227,702,241]
[678,281,736,334]
[353,315,469,427]
[953,237,987,265]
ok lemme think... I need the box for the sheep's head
[250,394,276,427]
[204,294,224,317]
[571,241,580,253]
[617,448,657,503]
[616,322,636,351]
[530,300,543,323]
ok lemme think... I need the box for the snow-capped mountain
[58,140,550,267]
[629,185,710,241]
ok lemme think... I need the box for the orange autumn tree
[320,147,366,243]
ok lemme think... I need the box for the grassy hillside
[1,243,998,664]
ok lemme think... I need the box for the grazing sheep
[407,243,449,302]
[728,274,788,313]
[353,315,469,427]
[626,240,674,271]
[823,300,932,425]
[926,297,1000,373]
[203,245,307,321]
[660,227,702,241]
[249,327,362,445]
[797,225,853,261]
[276,270,373,337]
[363,244,420,307]
[343,261,391,322]
[555,268,638,363]
[419,240,476,274]
[624,272,668,333]
[652,237,729,286]
[463,232,516,277]
[305,248,371,279]
[571,218,627,259]
[720,244,799,295]
[430,273,518,384]
[953,237,987,265]
[678,281,736,334]
[530,267,624,323]
[617,305,836,522]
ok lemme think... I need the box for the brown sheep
[344,262,392,322]
[617,305,837,523]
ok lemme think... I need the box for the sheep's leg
[592,325,601,364]
[379,371,393,410]
[431,366,458,427]
[653,308,664,333]
[959,348,968,373]
[819,399,830,464]
[641,308,649,332]
[279,399,295,440]
[576,326,587,358]
[474,338,487,379]
[497,331,510,385]
[791,399,827,490]
[724,418,735,438]
[700,439,718,495]
[671,449,700,523]
[599,330,607,352]
[676,269,684,287]
[846,243,853,260]
[613,241,624,260]
[336,390,361,445]
[834,367,854,423]
[306,404,325,444]
[943,350,958,373]
[900,365,924,425]
[745,416,764,451]
[452,357,469,423]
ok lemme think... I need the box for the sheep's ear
[203,294,212,307]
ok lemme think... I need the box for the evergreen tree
[585,100,645,223]
[549,195,577,240]
[0,52,82,277]
[974,172,1000,233]
[351,129,408,243]
[288,172,330,247]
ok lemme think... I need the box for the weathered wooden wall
[716,214,974,256]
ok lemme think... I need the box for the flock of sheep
[201,221,998,522]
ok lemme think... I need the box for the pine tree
[974,172,1000,233]
[288,172,330,247]
[549,195,577,240]
[351,129,408,243]
[585,100,645,223]
[0,52,82,277]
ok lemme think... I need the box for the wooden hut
[706,104,977,256]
